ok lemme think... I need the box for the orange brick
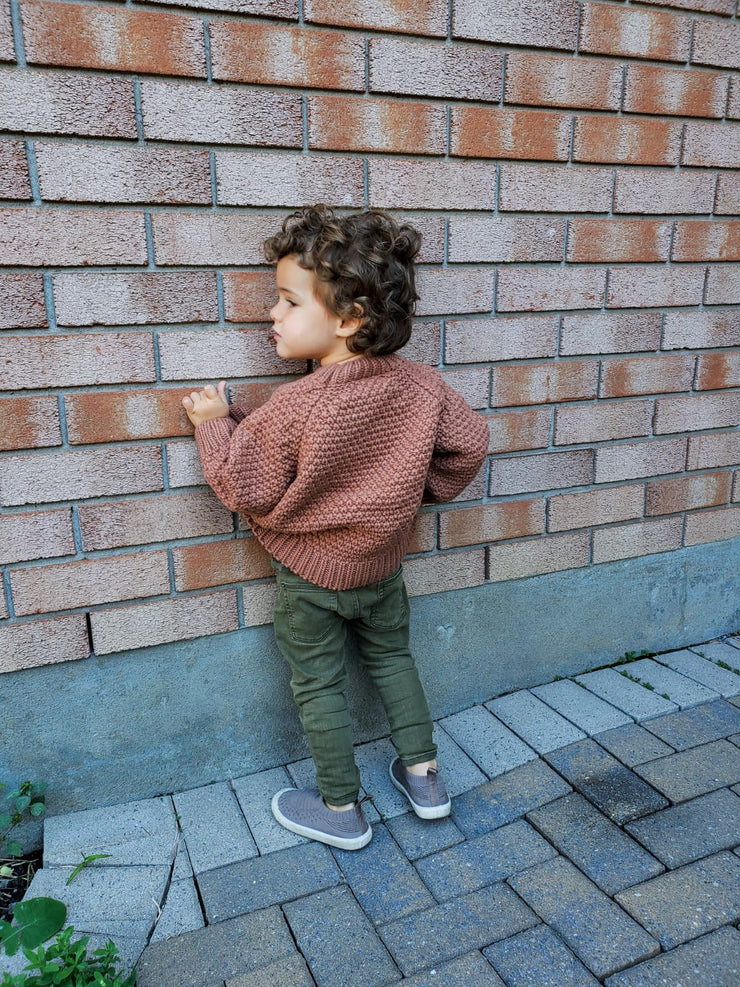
[152,212,278,266]
[441,368,490,410]
[227,380,284,412]
[445,316,558,364]
[497,267,606,312]
[623,64,728,118]
[1,0,14,62]
[499,164,612,213]
[451,106,570,161]
[65,389,193,444]
[595,437,686,483]
[672,221,740,262]
[0,333,155,389]
[607,266,705,309]
[601,354,695,398]
[0,395,61,451]
[416,269,493,316]
[636,0,734,13]
[173,537,272,591]
[223,272,276,323]
[574,115,682,166]
[706,265,740,305]
[691,17,740,69]
[453,0,578,51]
[734,471,739,504]
[370,36,502,101]
[158,328,295,381]
[687,430,740,470]
[0,273,47,329]
[654,392,740,434]
[580,2,692,62]
[403,548,486,596]
[491,361,598,407]
[662,310,739,350]
[440,499,545,549]
[210,20,363,91]
[504,51,622,110]
[308,94,445,155]
[368,159,497,210]
[614,168,716,214]
[408,512,437,554]
[487,532,590,582]
[683,122,740,168]
[0,207,146,266]
[145,0,299,17]
[560,312,662,356]
[448,216,564,264]
[0,615,89,674]
[696,352,740,390]
[646,471,732,516]
[593,517,682,563]
[305,0,445,35]
[554,399,653,446]
[0,140,31,199]
[487,409,552,454]
[490,450,593,496]
[567,220,671,264]
[22,0,206,76]
[730,77,739,119]
[215,151,364,208]
[549,483,645,532]
[684,506,740,545]
[0,509,74,565]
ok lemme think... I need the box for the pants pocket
[279,582,339,645]
[367,567,409,631]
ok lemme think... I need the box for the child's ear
[336,303,363,338]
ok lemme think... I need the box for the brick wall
[1,0,738,675]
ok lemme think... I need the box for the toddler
[183,206,488,850]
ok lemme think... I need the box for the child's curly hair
[263,205,422,357]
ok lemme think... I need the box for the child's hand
[182,381,230,427]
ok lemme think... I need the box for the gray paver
[378,884,538,976]
[171,837,193,881]
[173,782,257,874]
[226,954,315,987]
[726,635,740,651]
[485,690,586,753]
[594,722,674,766]
[640,698,740,751]
[484,923,600,987]
[401,951,505,986]
[438,705,538,778]
[432,721,489,795]
[617,658,718,708]
[634,739,740,801]
[527,793,664,895]
[545,739,668,824]
[656,648,740,697]
[604,925,740,987]
[615,851,740,950]
[149,878,204,944]
[625,787,740,868]
[508,856,659,979]
[384,809,465,861]
[576,669,677,721]
[533,678,633,735]
[232,766,307,853]
[415,818,556,902]
[283,885,400,987]
[690,640,740,672]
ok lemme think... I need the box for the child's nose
[269,301,280,322]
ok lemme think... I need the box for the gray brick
[379,884,538,976]
[415,818,556,902]
[576,669,677,721]
[690,640,740,674]
[545,739,668,824]
[595,722,674,767]
[614,852,740,950]
[171,838,193,881]
[731,733,740,746]
[439,705,538,778]
[604,925,740,987]
[618,658,719,708]
[283,885,400,987]
[401,951,505,986]
[508,856,659,980]
[656,648,740,697]
[226,954,314,987]
[533,679,632,736]
[173,782,257,874]
[486,690,586,753]
[634,739,740,802]
[197,841,341,921]
[641,699,740,751]
[385,810,465,861]
[527,793,664,895]
[232,767,307,854]
[331,823,434,924]
[451,758,572,839]
[432,721,489,795]
[726,635,740,651]
[150,878,204,944]
[484,924,600,987]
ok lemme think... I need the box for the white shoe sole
[389,763,452,820]
[271,789,373,851]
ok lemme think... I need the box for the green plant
[65,857,112,888]
[0,899,67,958]
[1,926,135,986]
[1,784,47,864]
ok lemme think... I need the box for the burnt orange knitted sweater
[194,354,489,590]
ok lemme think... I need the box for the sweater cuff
[229,404,249,424]
[194,416,236,456]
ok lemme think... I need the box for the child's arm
[424,384,489,503]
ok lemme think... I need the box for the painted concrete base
[2,538,738,832]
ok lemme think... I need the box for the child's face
[270,255,359,366]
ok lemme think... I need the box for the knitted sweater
[194,354,489,590]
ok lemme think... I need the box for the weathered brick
[593,517,683,563]
[499,164,612,213]
[452,105,570,160]
[440,499,545,548]
[445,315,558,363]
[574,114,682,166]
[733,471,739,503]
[560,312,662,356]
[624,63,728,118]
[491,360,598,407]
[210,20,363,90]
[607,266,705,309]
[716,172,740,214]
[305,0,445,35]
[580,2,691,62]
[10,550,170,615]
[224,271,282,324]
[164,440,205,488]
[215,151,364,207]
[696,351,740,390]
[158,328,293,381]
[663,309,739,350]
[647,471,732,515]
[454,0,578,51]
[487,408,552,454]
[440,367,490,410]
[0,207,146,266]
[0,333,156,390]
[487,532,590,581]
[614,167,716,214]
[0,68,136,136]
[655,392,740,434]
[0,0,14,62]
[0,395,61,450]
[308,94,445,154]
[53,272,218,327]
[672,220,740,262]
[555,399,653,446]
[601,354,695,398]
[0,614,89,673]
[0,273,46,330]
[173,537,272,590]
[448,216,563,265]
[505,51,621,110]
[407,512,436,554]
[368,159,497,210]
[407,217,446,265]
[403,549,486,596]
[706,264,740,304]
[549,483,645,532]
[22,0,206,76]
[497,267,606,312]
[683,121,740,168]
[370,36,502,102]
[730,76,740,119]
[416,268,493,316]
[490,450,593,496]
[152,212,277,266]
[0,509,74,565]
[685,503,740,544]
[692,16,740,69]
[687,430,740,470]
[635,0,734,12]
[144,0,298,15]
[0,140,31,198]
[65,388,192,444]
[595,438,687,483]
[568,220,671,264]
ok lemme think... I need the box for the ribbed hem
[194,416,236,455]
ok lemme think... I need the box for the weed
[66,854,112,887]
[1,926,135,986]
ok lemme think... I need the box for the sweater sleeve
[424,383,489,503]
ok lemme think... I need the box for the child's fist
[182,380,230,427]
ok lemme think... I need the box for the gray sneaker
[389,757,451,819]
[271,788,372,850]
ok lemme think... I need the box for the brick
[440,367,489,409]
[416,268,493,316]
[384,812,464,864]
[647,471,732,515]
[487,693,586,754]
[165,440,206,488]
[685,505,740,545]
[641,693,740,745]
[696,351,740,389]
[655,392,740,434]
[305,0,446,36]
[403,548,485,597]
[152,211,278,266]
[635,737,739,801]
[559,398,655,445]
[634,0,735,12]
[533,680,633,737]
[604,926,740,987]
[485,924,600,987]
[567,220,671,264]
[0,509,74,564]
[500,164,612,213]
[498,267,606,312]
[692,16,740,69]
[734,471,739,503]
[487,531,590,581]
[601,354,694,398]
[64,388,191,445]
[549,483,645,532]
[592,516,683,563]
[0,207,146,266]
[452,106,570,160]
[0,273,46,330]
[580,2,691,62]
[145,0,298,15]
[594,437,687,483]
[210,20,363,90]
[158,328,298,380]
[0,395,61,450]
[560,312,662,356]
[0,446,163,506]
[706,263,740,304]
[673,220,740,262]
[225,955,314,987]
[505,51,621,111]
[0,140,30,198]
[223,272,277,323]
[173,537,271,590]
[490,449,593,495]
[687,430,740,469]
[595,722,673,766]
[624,63,728,118]
[0,0,13,62]
[491,360,598,407]
[370,36,502,102]
[730,76,740,119]
[440,499,545,548]
[368,158,497,210]
[22,0,206,76]
[53,272,218,327]
[575,114,681,166]
[407,512,436,554]
[445,315,558,363]
[35,142,211,204]
[308,94,444,154]
[454,0,578,50]
[620,656,720,708]
[141,79,301,146]
[487,408,552,454]
[448,216,564,264]
[229,380,285,412]
[614,167,716,214]
[663,309,739,349]
[716,172,740,214]
[683,121,740,168]
[216,151,364,207]
[607,265,705,309]
[0,333,155,390]
[0,67,136,136]
[0,614,88,673]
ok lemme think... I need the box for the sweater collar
[309,353,401,383]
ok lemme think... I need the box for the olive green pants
[272,560,437,805]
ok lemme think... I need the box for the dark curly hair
[263,205,422,357]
